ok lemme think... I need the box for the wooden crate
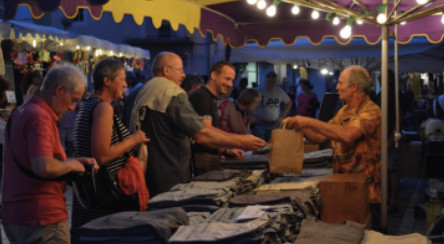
[320,173,369,225]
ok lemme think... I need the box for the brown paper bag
[269,128,304,174]
[137,144,148,173]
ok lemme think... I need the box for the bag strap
[6,108,66,181]
[113,115,131,159]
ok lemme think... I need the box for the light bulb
[377,13,387,24]
[247,0,257,5]
[86,46,91,51]
[320,68,328,75]
[119,52,123,57]
[441,14,444,24]
[416,0,428,4]
[356,19,363,25]
[266,5,277,17]
[311,10,320,19]
[400,21,406,25]
[257,0,266,10]
[332,17,340,25]
[32,39,36,48]
[60,42,64,46]
[76,45,80,50]
[340,25,352,39]
[329,71,334,75]
[293,64,298,69]
[291,5,300,15]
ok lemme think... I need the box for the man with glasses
[129,52,266,196]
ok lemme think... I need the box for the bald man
[129,52,266,196]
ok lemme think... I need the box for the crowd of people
[3,49,444,243]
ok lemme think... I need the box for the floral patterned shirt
[329,96,382,203]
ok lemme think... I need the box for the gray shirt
[141,93,204,197]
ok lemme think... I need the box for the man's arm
[193,127,266,151]
[283,115,363,144]
[277,101,293,124]
[31,156,98,178]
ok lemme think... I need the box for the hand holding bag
[269,126,304,174]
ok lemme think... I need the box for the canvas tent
[4,0,444,229]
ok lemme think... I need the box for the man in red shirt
[2,63,98,243]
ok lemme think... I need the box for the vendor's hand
[131,130,150,145]
[283,115,309,130]
[75,157,99,172]
[225,148,245,159]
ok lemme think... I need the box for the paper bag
[137,144,148,173]
[269,128,304,174]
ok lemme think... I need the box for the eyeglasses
[168,66,184,73]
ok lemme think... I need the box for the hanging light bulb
[257,0,266,10]
[293,64,298,69]
[320,68,329,75]
[76,45,80,50]
[86,46,91,51]
[266,0,280,17]
[291,5,300,15]
[329,71,334,75]
[356,19,363,25]
[441,13,444,24]
[377,13,387,24]
[266,5,277,17]
[332,16,340,25]
[377,4,387,24]
[119,52,123,57]
[416,0,428,4]
[32,39,36,48]
[246,0,257,5]
[311,10,320,19]
[340,25,352,39]
[400,21,406,25]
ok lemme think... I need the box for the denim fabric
[192,170,251,182]
[204,204,300,243]
[168,219,269,243]
[148,187,233,209]
[186,212,211,225]
[221,155,270,170]
[294,216,365,244]
[78,208,189,243]
[149,172,266,209]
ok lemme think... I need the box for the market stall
[3,0,444,240]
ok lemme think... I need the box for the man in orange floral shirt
[283,65,381,225]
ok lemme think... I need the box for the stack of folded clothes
[168,218,270,244]
[149,170,267,210]
[77,208,189,244]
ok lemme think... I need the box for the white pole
[381,0,389,230]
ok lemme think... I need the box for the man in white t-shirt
[252,71,292,141]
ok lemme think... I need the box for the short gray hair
[41,63,87,93]
[345,65,372,95]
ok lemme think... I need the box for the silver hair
[41,63,87,93]
[345,65,372,95]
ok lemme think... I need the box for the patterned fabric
[329,96,382,204]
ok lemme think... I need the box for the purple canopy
[4,0,444,47]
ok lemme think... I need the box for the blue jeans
[252,122,277,142]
